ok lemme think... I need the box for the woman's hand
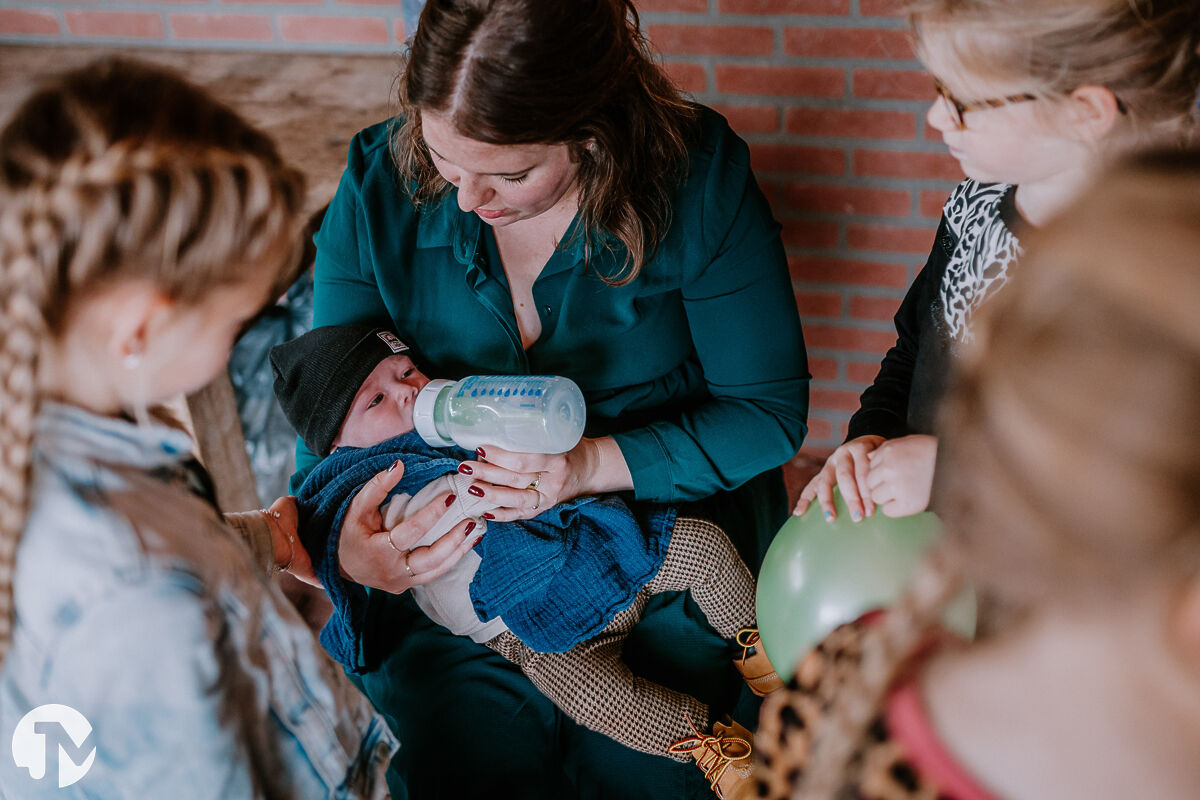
[453,436,634,522]
[793,435,886,522]
[264,496,320,587]
[337,460,481,593]
[864,434,937,518]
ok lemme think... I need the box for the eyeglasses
[933,77,1037,130]
[933,78,1129,131]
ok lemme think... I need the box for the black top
[847,179,1027,440]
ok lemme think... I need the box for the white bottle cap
[413,379,456,447]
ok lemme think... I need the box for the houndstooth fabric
[485,516,757,760]
[644,516,756,639]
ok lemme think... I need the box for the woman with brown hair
[293,0,809,795]
[751,148,1200,799]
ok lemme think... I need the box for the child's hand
[864,434,937,518]
[794,435,886,522]
[263,496,320,587]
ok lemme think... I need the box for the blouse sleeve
[612,123,810,502]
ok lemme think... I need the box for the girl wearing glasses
[795,0,1200,525]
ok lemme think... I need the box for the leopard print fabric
[748,620,947,800]
[938,180,1021,344]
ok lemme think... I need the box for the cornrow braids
[0,57,306,669]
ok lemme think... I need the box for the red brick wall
[0,0,964,454]
[640,0,963,452]
[0,3,410,47]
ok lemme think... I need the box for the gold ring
[527,473,542,491]
[402,550,416,578]
[531,489,541,511]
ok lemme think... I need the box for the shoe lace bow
[668,714,752,798]
[736,627,762,667]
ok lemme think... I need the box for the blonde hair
[0,58,306,668]
[909,0,1200,146]
[783,148,1200,797]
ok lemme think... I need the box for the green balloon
[756,487,975,682]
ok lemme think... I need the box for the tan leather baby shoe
[669,715,755,799]
[733,627,784,697]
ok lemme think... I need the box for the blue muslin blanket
[296,431,674,670]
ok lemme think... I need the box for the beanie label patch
[376,331,410,354]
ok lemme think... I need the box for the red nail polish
[457,463,473,475]
[445,494,456,507]
[465,521,476,534]
[473,535,484,547]
[388,459,401,473]
[476,447,486,458]
[468,485,484,497]
[483,512,495,520]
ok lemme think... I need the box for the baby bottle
[412,375,586,454]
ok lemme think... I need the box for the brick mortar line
[1,3,410,19]
[807,380,883,393]
[784,214,941,228]
[760,173,957,187]
[662,54,921,66]
[745,100,935,112]
[0,34,407,50]
[701,98,932,108]
[772,139,952,153]
[808,346,894,358]
[794,316,899,330]
[788,244,934,258]
[775,202,953,217]
[640,12,909,29]
[744,136,949,152]
[793,284,912,300]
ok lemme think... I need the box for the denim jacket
[0,403,396,799]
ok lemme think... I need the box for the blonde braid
[0,187,60,666]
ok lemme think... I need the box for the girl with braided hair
[751,148,1200,799]
[0,58,441,797]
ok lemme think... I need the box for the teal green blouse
[299,107,809,501]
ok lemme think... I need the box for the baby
[270,324,777,768]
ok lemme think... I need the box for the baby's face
[332,354,430,450]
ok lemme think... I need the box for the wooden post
[185,370,259,514]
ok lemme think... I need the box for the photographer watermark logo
[11,704,96,788]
